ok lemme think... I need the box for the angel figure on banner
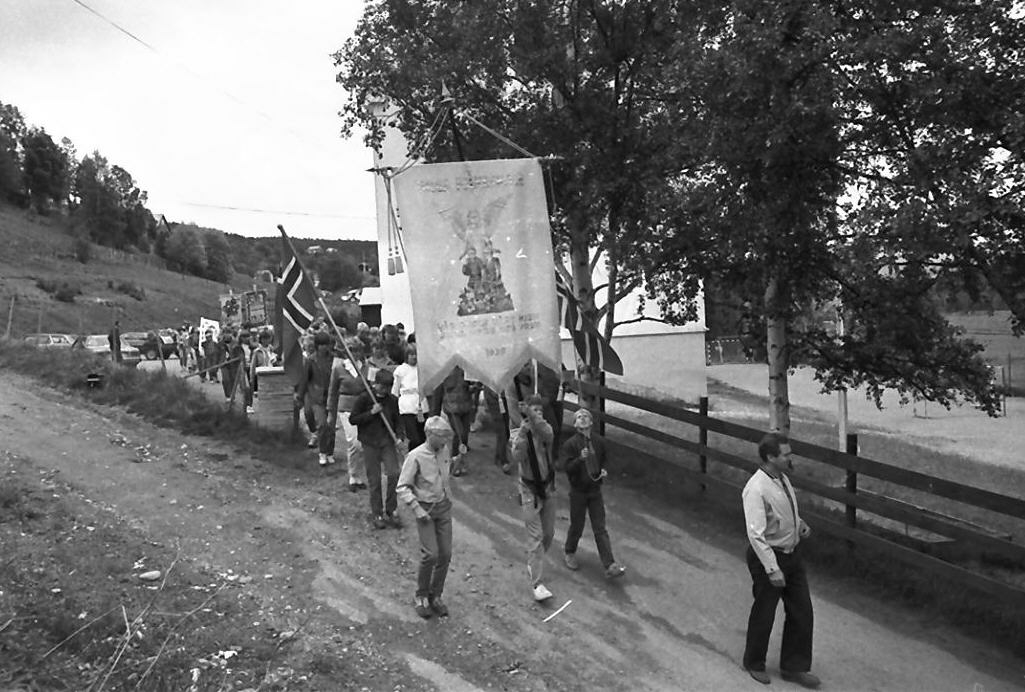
[443,199,515,317]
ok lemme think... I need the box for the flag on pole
[555,272,624,375]
[274,234,317,386]
[392,158,562,392]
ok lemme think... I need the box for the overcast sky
[0,0,378,240]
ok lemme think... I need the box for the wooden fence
[567,378,1025,609]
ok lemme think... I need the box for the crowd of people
[135,316,819,687]
[283,319,632,618]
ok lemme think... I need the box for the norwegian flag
[555,272,624,375]
[274,233,318,386]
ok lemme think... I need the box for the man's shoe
[307,435,318,448]
[372,515,388,530]
[605,562,626,579]
[745,668,770,685]
[500,463,511,475]
[563,552,580,570]
[429,597,449,617]
[780,671,820,688]
[245,406,255,415]
[414,597,432,619]
[326,455,336,464]
[532,583,553,602]
[318,454,329,467]
[386,512,403,529]
[348,483,360,493]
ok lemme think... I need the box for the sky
[0,0,379,241]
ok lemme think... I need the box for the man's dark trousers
[742,545,813,673]
[564,488,614,567]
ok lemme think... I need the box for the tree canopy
[337,0,1024,431]
[335,0,698,346]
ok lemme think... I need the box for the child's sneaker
[605,562,626,579]
[532,583,553,602]
[429,597,449,617]
[414,597,432,619]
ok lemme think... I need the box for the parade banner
[219,293,242,328]
[393,158,561,392]
[242,289,269,326]
[199,317,220,339]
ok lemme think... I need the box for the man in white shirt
[741,433,820,689]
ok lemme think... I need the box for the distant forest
[0,99,375,291]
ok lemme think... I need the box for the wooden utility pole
[4,295,14,338]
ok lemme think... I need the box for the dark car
[122,331,176,360]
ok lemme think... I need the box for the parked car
[23,333,74,349]
[71,334,141,368]
[122,331,176,360]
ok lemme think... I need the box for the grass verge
[0,340,309,469]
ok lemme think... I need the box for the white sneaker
[245,406,255,415]
[326,455,336,464]
[532,583,553,602]
[318,454,328,467]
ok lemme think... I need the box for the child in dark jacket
[559,408,626,579]
[350,368,402,529]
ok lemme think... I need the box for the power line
[178,201,375,220]
[66,0,336,146]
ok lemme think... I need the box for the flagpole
[277,224,399,444]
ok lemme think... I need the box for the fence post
[698,396,709,482]
[4,295,14,338]
[845,433,858,529]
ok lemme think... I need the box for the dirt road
[1,371,1021,690]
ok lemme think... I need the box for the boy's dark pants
[416,497,452,599]
[742,545,814,674]
[564,487,615,567]
[364,441,399,517]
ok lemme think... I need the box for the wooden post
[845,433,858,529]
[4,295,14,338]
[158,332,167,372]
[698,396,709,477]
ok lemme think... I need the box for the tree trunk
[765,275,791,437]
[570,231,600,413]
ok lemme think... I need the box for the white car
[72,334,142,367]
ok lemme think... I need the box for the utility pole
[836,308,849,450]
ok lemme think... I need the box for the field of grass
[947,310,1025,394]
[0,204,264,339]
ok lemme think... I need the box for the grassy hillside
[0,204,271,337]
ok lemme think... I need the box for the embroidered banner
[393,158,561,392]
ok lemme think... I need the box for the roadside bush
[72,235,92,263]
[115,281,145,301]
[35,278,80,303]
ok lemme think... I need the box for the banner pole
[277,224,398,443]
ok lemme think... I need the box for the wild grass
[0,339,301,460]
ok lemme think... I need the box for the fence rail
[569,378,1025,608]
